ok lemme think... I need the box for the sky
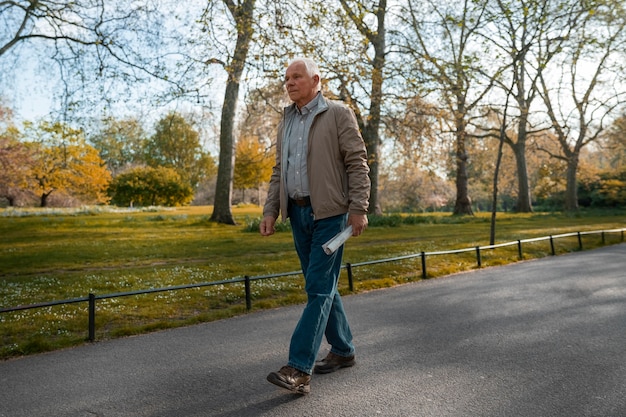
[4,49,54,122]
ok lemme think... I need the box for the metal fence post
[517,240,523,260]
[550,235,555,255]
[88,293,96,342]
[577,232,583,250]
[421,251,427,279]
[346,263,354,292]
[244,276,251,311]
[476,246,482,268]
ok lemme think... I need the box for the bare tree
[334,0,387,215]
[537,1,626,210]
[205,0,256,225]
[1,1,106,58]
[0,1,199,116]
[483,0,583,213]
[398,0,497,215]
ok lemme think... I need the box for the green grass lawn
[1,205,625,359]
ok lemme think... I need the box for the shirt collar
[297,92,320,115]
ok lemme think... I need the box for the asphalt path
[1,243,625,417]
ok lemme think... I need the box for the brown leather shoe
[266,366,311,394]
[313,352,356,374]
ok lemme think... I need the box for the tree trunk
[490,130,505,245]
[512,141,533,212]
[453,119,473,215]
[339,0,386,216]
[363,47,385,216]
[362,128,381,215]
[211,77,238,225]
[564,154,579,211]
[509,94,534,212]
[210,0,255,225]
[491,89,512,245]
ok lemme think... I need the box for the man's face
[284,61,319,108]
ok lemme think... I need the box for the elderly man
[260,57,370,394]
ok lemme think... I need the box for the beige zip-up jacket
[263,94,370,221]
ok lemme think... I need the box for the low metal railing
[1,227,624,342]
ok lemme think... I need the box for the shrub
[109,166,193,207]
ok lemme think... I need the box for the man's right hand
[260,216,277,236]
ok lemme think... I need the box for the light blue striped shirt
[285,93,320,199]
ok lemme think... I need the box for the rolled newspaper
[322,225,353,255]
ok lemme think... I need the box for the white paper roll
[322,225,353,255]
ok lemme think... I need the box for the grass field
[1,205,625,359]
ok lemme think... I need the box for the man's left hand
[348,214,368,237]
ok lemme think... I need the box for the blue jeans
[287,203,355,374]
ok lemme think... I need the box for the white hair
[288,57,322,92]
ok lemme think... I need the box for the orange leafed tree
[234,134,274,203]
[26,122,111,207]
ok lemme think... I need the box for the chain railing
[1,227,624,342]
